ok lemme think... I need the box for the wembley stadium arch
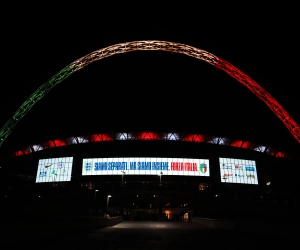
[0,41,299,148]
[0,41,300,222]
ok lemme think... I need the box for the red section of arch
[216,59,300,144]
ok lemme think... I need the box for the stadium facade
[1,131,299,221]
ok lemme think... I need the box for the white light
[32,144,43,151]
[218,138,226,145]
[117,133,128,140]
[209,137,219,144]
[166,133,179,141]
[254,146,266,152]
[77,137,89,143]
[95,190,99,192]
[67,137,78,144]
[108,195,112,197]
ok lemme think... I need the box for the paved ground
[2,221,300,249]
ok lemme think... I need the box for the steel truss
[0,41,299,147]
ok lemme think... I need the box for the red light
[90,134,113,142]
[53,140,66,147]
[241,141,253,149]
[43,141,55,148]
[101,134,113,141]
[183,134,205,142]
[90,134,102,142]
[230,140,243,147]
[138,132,160,140]
[15,150,23,156]
[276,151,285,158]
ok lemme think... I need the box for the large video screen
[36,157,73,183]
[219,158,258,184]
[82,157,210,176]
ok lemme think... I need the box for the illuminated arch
[0,40,299,147]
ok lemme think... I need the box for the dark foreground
[1,221,299,249]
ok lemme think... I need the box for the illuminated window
[199,183,208,190]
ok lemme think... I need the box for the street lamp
[158,172,163,187]
[121,171,125,186]
[107,195,112,216]
[94,189,99,205]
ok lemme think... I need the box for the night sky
[1,30,300,155]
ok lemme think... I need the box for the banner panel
[219,157,258,184]
[36,157,73,183]
[82,157,210,176]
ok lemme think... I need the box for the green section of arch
[0,66,74,147]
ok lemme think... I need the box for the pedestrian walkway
[1,221,299,249]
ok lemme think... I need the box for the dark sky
[1,30,300,155]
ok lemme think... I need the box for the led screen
[219,157,258,184]
[36,157,73,183]
[82,157,210,176]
